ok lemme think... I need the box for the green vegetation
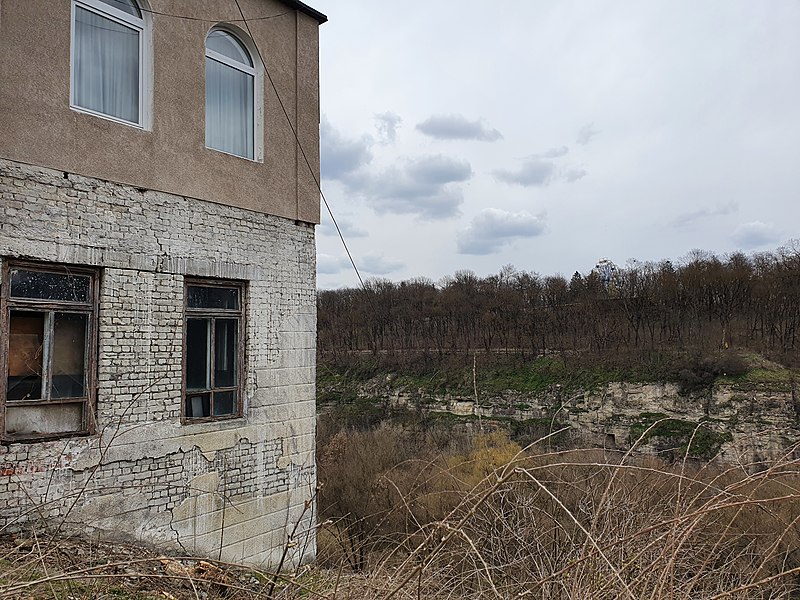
[317,349,795,461]
[473,356,637,394]
[319,348,797,405]
[629,412,733,459]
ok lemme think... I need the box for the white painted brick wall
[0,159,317,567]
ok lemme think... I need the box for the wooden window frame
[182,278,246,423]
[0,260,99,442]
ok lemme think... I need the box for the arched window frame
[204,26,264,161]
[70,0,153,129]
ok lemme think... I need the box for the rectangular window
[2,262,98,440]
[205,57,255,159]
[183,280,244,421]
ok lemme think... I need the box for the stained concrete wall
[0,0,322,224]
[0,159,317,566]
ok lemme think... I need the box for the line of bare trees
[318,243,800,361]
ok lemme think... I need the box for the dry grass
[317,426,800,599]
[1,428,799,599]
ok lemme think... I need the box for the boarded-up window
[183,280,244,421]
[2,263,97,440]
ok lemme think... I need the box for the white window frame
[204,27,264,162]
[69,0,153,129]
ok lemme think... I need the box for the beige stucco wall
[0,0,321,224]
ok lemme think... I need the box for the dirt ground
[0,533,329,600]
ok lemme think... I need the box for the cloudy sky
[311,1,800,288]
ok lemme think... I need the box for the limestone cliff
[324,376,799,468]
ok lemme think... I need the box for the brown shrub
[318,423,800,599]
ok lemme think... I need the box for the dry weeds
[2,429,799,599]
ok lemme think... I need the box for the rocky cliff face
[339,379,799,468]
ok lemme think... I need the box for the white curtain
[205,58,254,159]
[74,7,139,123]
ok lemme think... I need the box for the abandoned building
[0,0,325,566]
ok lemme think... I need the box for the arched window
[71,0,148,127]
[205,28,257,160]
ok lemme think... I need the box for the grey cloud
[406,155,472,185]
[457,208,547,255]
[731,221,780,249]
[360,253,405,275]
[320,117,373,181]
[317,253,347,275]
[494,158,556,187]
[318,215,368,239]
[374,112,402,144]
[416,114,503,142]
[542,146,569,158]
[563,167,587,182]
[577,123,600,145]
[671,201,739,228]
[322,117,472,220]
[495,147,587,187]
[369,179,464,219]
[348,154,471,220]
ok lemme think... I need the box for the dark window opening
[183,281,244,421]
[52,313,88,399]
[187,285,239,310]
[186,318,210,390]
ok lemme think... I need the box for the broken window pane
[51,313,88,399]
[186,318,210,390]
[10,269,90,303]
[7,311,45,401]
[4,263,97,440]
[214,319,237,388]
[213,390,235,416]
[187,286,239,310]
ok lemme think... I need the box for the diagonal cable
[233,0,366,290]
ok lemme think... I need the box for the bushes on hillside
[317,421,800,598]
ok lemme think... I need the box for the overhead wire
[137,7,295,23]
[232,0,366,290]
[128,1,364,288]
